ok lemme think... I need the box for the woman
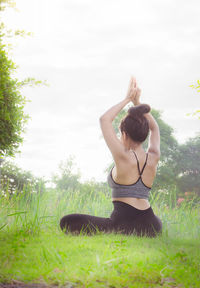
[60,76,162,237]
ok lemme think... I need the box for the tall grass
[0,184,199,240]
[0,185,199,287]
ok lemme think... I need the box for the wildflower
[177,198,185,205]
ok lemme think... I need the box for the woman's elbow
[148,147,160,161]
[99,115,104,122]
[99,115,110,123]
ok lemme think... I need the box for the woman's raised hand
[133,84,141,106]
[125,76,141,106]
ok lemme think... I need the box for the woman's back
[112,149,158,188]
[111,149,158,210]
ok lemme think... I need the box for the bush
[0,161,46,196]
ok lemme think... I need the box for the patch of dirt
[0,280,75,288]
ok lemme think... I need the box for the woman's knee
[60,214,96,234]
[60,214,113,235]
[60,214,79,231]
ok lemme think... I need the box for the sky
[2,0,200,183]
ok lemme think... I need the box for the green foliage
[152,109,178,160]
[0,22,33,39]
[0,41,29,157]
[190,79,200,92]
[0,0,16,12]
[174,134,200,196]
[150,109,179,191]
[0,160,46,196]
[52,156,81,191]
[17,77,49,88]
[0,1,29,157]
[189,80,200,119]
[0,1,48,157]
[112,109,127,135]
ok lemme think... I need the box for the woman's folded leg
[60,213,113,235]
[60,204,162,237]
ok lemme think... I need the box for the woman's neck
[125,141,143,152]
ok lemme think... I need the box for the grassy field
[0,187,199,288]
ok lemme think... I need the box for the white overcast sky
[2,0,200,183]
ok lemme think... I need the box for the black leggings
[60,201,162,238]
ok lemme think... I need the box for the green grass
[0,188,200,287]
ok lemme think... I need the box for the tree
[0,160,46,196]
[0,0,46,158]
[174,134,200,196]
[150,109,179,190]
[0,0,28,157]
[52,156,81,192]
[0,41,29,157]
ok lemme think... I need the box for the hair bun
[128,104,151,118]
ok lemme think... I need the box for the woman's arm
[100,98,130,122]
[100,76,137,161]
[99,98,130,160]
[132,92,160,160]
[145,113,160,160]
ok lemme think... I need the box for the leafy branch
[187,80,200,119]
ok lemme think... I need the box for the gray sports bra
[107,151,151,200]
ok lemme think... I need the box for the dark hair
[120,104,151,142]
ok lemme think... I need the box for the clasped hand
[125,76,141,106]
